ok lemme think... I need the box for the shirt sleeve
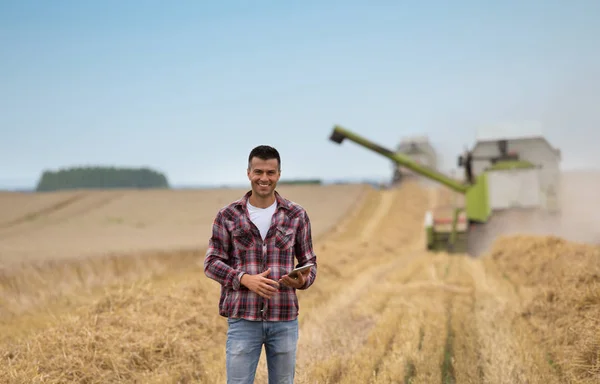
[203,210,244,290]
[294,210,317,290]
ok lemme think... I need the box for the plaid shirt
[204,190,317,321]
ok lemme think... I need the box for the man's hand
[279,267,311,289]
[240,268,279,299]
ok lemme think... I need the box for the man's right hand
[240,268,279,299]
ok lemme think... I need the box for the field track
[0,179,598,383]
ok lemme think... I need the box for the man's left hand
[279,268,311,289]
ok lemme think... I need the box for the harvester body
[328,125,552,255]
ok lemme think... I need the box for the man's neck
[249,193,276,208]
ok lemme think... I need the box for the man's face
[247,157,280,198]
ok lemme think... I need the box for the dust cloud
[469,170,600,256]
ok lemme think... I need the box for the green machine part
[424,208,470,253]
[329,125,468,193]
[329,125,492,253]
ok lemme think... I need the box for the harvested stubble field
[0,178,599,384]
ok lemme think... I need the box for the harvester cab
[328,125,555,256]
[457,139,522,184]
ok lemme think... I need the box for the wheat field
[0,179,598,383]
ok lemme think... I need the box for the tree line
[35,166,170,192]
[278,178,322,185]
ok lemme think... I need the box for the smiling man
[204,145,318,383]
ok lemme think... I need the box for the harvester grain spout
[330,125,469,194]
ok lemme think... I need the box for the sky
[1,0,599,189]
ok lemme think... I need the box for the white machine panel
[487,168,541,210]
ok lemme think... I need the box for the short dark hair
[248,145,281,171]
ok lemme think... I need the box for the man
[204,145,317,384]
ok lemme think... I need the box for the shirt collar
[234,190,291,211]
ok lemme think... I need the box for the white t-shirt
[247,200,277,240]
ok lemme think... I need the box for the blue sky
[1,0,599,188]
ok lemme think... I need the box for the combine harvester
[391,135,438,185]
[328,124,562,256]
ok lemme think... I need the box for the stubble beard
[253,181,275,198]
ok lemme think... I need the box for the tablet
[288,263,314,278]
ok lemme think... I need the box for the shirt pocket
[275,227,295,250]
[232,228,255,250]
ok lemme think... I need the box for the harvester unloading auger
[329,125,549,256]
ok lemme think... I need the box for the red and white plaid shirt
[204,190,317,321]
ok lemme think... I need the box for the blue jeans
[226,317,299,384]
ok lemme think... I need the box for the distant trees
[35,166,170,192]
[278,179,322,185]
